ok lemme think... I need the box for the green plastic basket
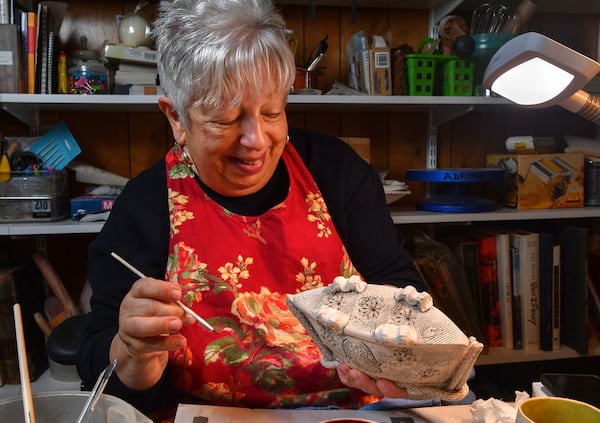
[404,37,474,96]
[405,54,437,95]
[442,58,474,96]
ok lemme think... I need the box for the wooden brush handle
[32,253,80,317]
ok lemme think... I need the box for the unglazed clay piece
[286,277,484,401]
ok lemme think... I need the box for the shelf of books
[410,213,600,368]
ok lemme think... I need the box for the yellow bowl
[517,397,600,423]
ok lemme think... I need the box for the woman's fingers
[337,363,408,398]
[118,277,190,355]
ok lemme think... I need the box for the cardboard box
[70,193,119,220]
[339,137,371,164]
[369,35,391,96]
[487,152,584,209]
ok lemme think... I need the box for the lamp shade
[483,32,600,108]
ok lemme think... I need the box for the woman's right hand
[110,276,195,390]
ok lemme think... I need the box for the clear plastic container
[0,391,152,422]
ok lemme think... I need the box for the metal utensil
[76,358,117,423]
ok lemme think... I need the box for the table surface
[174,403,477,423]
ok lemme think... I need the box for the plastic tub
[471,32,515,89]
[0,391,152,423]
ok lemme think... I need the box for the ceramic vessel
[286,276,484,401]
[516,397,600,423]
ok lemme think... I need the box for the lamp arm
[561,90,600,126]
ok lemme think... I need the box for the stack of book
[103,43,159,95]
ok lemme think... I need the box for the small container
[68,36,110,94]
[0,392,153,422]
[585,158,600,206]
[471,32,515,90]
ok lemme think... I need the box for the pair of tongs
[305,35,328,72]
[76,359,117,423]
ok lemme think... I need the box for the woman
[77,0,426,416]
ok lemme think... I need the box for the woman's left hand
[337,363,408,398]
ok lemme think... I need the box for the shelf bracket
[431,104,474,126]
[426,112,437,169]
[1,104,40,135]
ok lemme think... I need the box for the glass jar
[68,36,110,94]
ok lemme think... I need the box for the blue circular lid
[406,168,505,183]
[417,194,497,213]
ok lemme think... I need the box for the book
[559,225,589,355]
[34,3,48,94]
[116,62,157,73]
[509,229,540,352]
[31,2,66,94]
[474,230,503,347]
[114,69,157,86]
[411,232,487,349]
[103,43,157,65]
[551,244,561,350]
[0,0,8,24]
[451,236,485,335]
[0,23,21,93]
[495,230,514,350]
[19,9,27,91]
[26,10,36,93]
[539,232,560,351]
[510,246,523,350]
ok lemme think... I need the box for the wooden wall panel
[61,112,130,177]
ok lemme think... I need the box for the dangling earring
[286,134,290,144]
[173,142,194,168]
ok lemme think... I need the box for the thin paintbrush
[110,252,214,331]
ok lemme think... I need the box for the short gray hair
[153,0,296,128]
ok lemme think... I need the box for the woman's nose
[239,118,267,149]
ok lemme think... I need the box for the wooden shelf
[3,207,599,236]
[0,219,104,236]
[477,343,600,366]
[390,206,600,224]
[0,93,514,128]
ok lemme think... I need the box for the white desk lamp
[483,32,600,125]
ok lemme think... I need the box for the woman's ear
[158,97,186,143]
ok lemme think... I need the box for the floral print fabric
[165,142,373,408]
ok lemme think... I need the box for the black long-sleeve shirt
[77,126,424,414]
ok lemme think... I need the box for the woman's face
[164,84,289,197]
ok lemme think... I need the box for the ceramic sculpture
[286,275,484,401]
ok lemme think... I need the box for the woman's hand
[110,277,195,390]
[337,363,408,398]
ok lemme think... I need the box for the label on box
[32,199,52,218]
[70,195,118,220]
[487,152,584,209]
[369,35,391,96]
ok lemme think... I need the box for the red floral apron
[165,141,374,408]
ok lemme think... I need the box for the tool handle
[32,253,80,317]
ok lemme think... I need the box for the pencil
[110,252,214,331]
